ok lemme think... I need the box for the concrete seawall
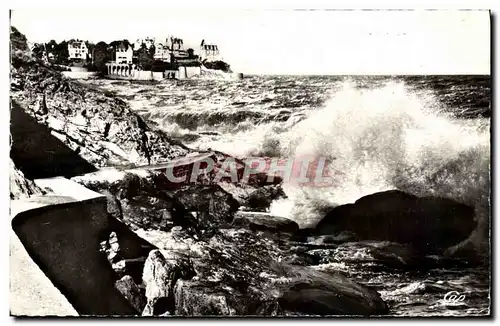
[10,220,78,316]
[105,65,203,80]
[10,178,139,316]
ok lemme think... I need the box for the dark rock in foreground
[73,170,240,233]
[76,170,390,316]
[275,264,387,316]
[246,185,287,211]
[169,184,240,231]
[10,27,388,317]
[115,275,146,313]
[314,190,476,252]
[218,183,287,212]
[140,228,388,316]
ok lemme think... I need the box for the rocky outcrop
[152,150,282,189]
[71,168,393,316]
[307,241,426,269]
[218,183,286,212]
[202,60,231,73]
[142,250,195,316]
[73,168,241,238]
[314,190,476,252]
[115,275,146,313]
[72,166,393,316]
[139,228,388,316]
[73,169,181,230]
[10,28,190,169]
[11,192,138,315]
[246,185,287,211]
[168,184,240,232]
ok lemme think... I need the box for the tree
[109,39,133,63]
[54,40,69,65]
[187,48,195,58]
[45,40,58,60]
[136,43,155,70]
[91,41,111,73]
[31,43,45,59]
[10,26,28,52]
[110,39,131,51]
[85,41,95,63]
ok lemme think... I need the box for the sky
[10,9,490,75]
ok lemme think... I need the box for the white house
[199,39,220,61]
[68,40,88,61]
[166,36,184,51]
[154,43,171,62]
[115,43,133,64]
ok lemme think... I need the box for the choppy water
[84,74,491,316]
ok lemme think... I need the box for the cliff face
[10,27,190,171]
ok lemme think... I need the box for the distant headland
[28,35,242,80]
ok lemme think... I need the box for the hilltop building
[200,39,220,61]
[103,34,239,80]
[153,43,171,62]
[166,36,189,59]
[166,36,184,50]
[68,40,88,61]
[114,42,133,64]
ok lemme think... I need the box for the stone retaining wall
[10,178,139,316]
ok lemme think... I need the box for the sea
[84,75,491,316]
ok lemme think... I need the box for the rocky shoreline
[72,166,483,316]
[10,27,488,316]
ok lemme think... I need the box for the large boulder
[74,169,241,237]
[246,184,287,211]
[168,184,240,234]
[142,250,195,316]
[314,190,476,252]
[274,264,387,316]
[119,195,180,232]
[114,275,146,313]
[218,183,287,211]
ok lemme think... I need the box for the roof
[115,42,131,51]
[68,40,86,48]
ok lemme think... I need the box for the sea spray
[84,77,490,240]
[269,82,490,235]
[77,75,491,316]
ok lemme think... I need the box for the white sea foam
[268,82,490,229]
[82,78,490,232]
